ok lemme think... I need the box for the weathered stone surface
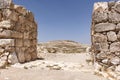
[93,2,108,11]
[114,1,120,13]
[15,39,23,47]
[117,31,120,40]
[8,52,18,64]
[108,11,120,23]
[0,0,37,67]
[16,47,25,63]
[24,39,30,47]
[96,52,107,59]
[14,5,27,15]
[0,20,14,29]
[0,39,14,47]
[110,42,120,52]
[0,0,12,8]
[94,23,116,32]
[3,9,18,21]
[110,57,120,65]
[93,43,109,52]
[93,33,107,43]
[93,11,108,23]
[115,65,120,72]
[11,31,23,38]
[0,30,11,38]
[107,31,117,42]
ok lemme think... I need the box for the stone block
[108,11,120,23]
[16,47,25,63]
[0,30,11,38]
[3,9,19,22]
[0,39,14,47]
[14,5,27,15]
[24,39,30,47]
[11,31,23,39]
[93,33,107,43]
[93,43,109,52]
[107,31,117,42]
[24,32,30,39]
[30,51,37,60]
[110,42,120,52]
[94,23,116,32]
[0,0,12,8]
[0,20,14,29]
[15,39,23,47]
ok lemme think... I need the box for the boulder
[107,31,117,42]
[94,23,116,32]
[110,42,120,52]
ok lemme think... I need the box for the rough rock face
[0,0,37,68]
[91,1,120,79]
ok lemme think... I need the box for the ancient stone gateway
[0,0,37,68]
[91,1,120,79]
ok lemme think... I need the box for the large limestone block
[114,1,120,13]
[16,47,25,63]
[11,31,23,39]
[110,42,120,52]
[110,57,120,65]
[3,9,18,21]
[8,52,19,64]
[24,39,30,47]
[0,39,14,47]
[14,5,27,15]
[0,30,11,38]
[107,31,117,42]
[26,11,34,22]
[94,23,116,32]
[0,20,14,29]
[116,23,120,30]
[93,43,109,52]
[0,0,12,8]
[93,33,107,43]
[30,51,37,60]
[15,39,23,47]
[108,11,120,23]
[93,2,108,12]
[92,11,108,23]
[24,48,31,62]
[24,32,30,39]
[117,31,120,40]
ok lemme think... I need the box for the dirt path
[0,53,107,80]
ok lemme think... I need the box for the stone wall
[0,0,37,68]
[91,1,120,79]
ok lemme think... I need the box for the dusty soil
[0,53,107,80]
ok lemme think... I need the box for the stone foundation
[0,0,37,68]
[91,1,120,80]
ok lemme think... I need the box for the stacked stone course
[0,0,37,68]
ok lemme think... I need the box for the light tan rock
[107,31,117,42]
[0,0,12,8]
[0,20,14,29]
[24,39,30,47]
[93,2,108,12]
[8,52,18,64]
[16,47,25,63]
[14,5,27,15]
[108,11,120,23]
[110,42,120,52]
[0,30,11,38]
[11,31,23,38]
[94,23,116,32]
[110,57,120,65]
[3,9,18,21]
[93,33,107,43]
[15,39,23,47]
[0,39,14,47]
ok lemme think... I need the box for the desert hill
[37,40,90,53]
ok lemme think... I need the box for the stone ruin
[91,1,120,80]
[0,0,37,68]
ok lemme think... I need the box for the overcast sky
[13,0,110,44]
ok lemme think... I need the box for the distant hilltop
[37,40,90,53]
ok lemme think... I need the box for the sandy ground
[0,53,107,80]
